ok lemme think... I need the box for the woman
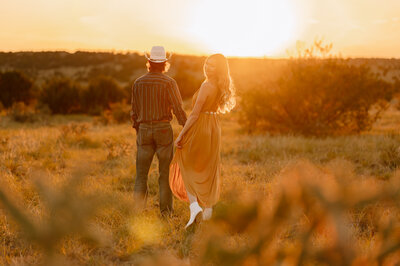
[169,54,236,228]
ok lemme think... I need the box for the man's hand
[175,134,183,149]
[132,123,139,133]
[131,115,139,132]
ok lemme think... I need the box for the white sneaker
[203,207,212,221]
[185,202,203,229]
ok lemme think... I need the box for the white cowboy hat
[145,46,171,63]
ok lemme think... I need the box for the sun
[186,0,298,57]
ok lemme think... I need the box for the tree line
[0,71,127,115]
[1,47,400,135]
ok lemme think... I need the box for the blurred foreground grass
[1,110,400,265]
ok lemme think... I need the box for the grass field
[1,107,400,265]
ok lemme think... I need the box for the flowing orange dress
[169,84,221,207]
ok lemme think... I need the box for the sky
[0,0,399,58]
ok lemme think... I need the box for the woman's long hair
[204,54,236,113]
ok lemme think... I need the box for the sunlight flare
[186,0,298,57]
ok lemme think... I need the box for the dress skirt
[169,113,221,207]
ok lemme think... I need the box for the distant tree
[395,74,400,92]
[239,41,395,136]
[0,71,34,108]
[170,56,205,99]
[81,76,127,114]
[114,53,146,82]
[40,76,81,114]
[87,65,115,80]
[172,70,203,100]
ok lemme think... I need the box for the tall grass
[1,114,400,265]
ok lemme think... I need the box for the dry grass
[1,109,400,265]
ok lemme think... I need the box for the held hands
[176,119,188,149]
[175,134,183,149]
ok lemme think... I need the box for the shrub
[0,71,34,108]
[8,102,38,123]
[109,101,131,123]
[104,139,130,160]
[239,41,394,136]
[40,76,81,114]
[94,101,130,125]
[7,102,50,123]
[81,76,127,114]
[93,110,113,125]
[59,122,90,139]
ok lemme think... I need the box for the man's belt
[140,120,170,124]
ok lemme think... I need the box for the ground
[1,106,400,265]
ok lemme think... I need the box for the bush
[40,76,81,114]
[109,101,130,123]
[8,102,38,123]
[239,41,394,136]
[94,101,130,125]
[81,76,127,115]
[0,71,34,108]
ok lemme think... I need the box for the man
[131,46,187,215]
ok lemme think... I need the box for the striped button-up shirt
[130,71,187,129]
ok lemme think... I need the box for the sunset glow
[0,0,400,57]
[186,0,298,57]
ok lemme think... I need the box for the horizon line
[0,49,399,60]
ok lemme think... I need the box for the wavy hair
[204,54,236,113]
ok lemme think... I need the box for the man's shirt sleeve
[130,83,139,129]
[168,79,187,126]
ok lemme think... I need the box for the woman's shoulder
[200,81,216,94]
[201,80,215,88]
[192,81,213,103]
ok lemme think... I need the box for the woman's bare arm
[175,82,211,148]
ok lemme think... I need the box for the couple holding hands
[131,46,235,228]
